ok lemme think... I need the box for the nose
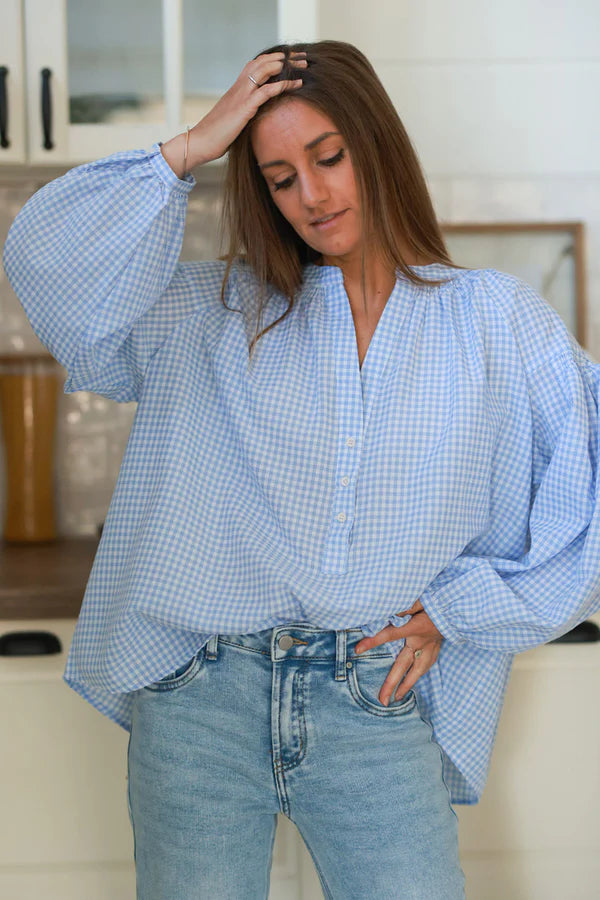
[297,168,329,208]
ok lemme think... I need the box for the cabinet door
[0,0,27,163]
[23,0,317,166]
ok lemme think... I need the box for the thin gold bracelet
[183,125,191,176]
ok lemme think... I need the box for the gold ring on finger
[413,649,423,659]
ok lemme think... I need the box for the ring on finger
[248,73,260,87]
[413,648,423,659]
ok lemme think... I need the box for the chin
[312,238,361,259]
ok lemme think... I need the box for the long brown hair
[219,40,464,356]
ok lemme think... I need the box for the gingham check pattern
[4,142,600,804]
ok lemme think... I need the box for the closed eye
[320,148,345,167]
[272,148,346,192]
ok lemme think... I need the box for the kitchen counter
[0,537,99,619]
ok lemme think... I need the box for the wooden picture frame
[440,222,587,348]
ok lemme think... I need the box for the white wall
[319,0,600,356]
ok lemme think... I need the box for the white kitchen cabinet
[0,0,27,163]
[0,0,317,167]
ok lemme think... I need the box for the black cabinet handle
[0,66,9,149]
[0,630,62,656]
[41,66,53,150]
[549,619,600,643]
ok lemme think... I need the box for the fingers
[245,51,307,90]
[354,624,402,655]
[396,641,441,700]
[258,77,304,103]
[377,645,424,706]
[194,52,307,164]
[244,53,307,104]
[379,642,441,706]
[355,612,437,655]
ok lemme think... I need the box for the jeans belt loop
[335,629,348,681]
[205,634,219,660]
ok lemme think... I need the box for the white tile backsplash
[446,179,545,221]
[376,61,600,177]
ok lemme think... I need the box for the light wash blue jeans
[127,623,466,899]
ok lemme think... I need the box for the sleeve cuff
[149,141,196,195]
[419,585,467,645]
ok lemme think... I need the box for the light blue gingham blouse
[4,142,600,804]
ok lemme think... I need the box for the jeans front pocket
[347,652,417,716]
[143,647,206,692]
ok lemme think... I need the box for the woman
[4,40,600,899]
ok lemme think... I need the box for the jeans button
[278,634,294,650]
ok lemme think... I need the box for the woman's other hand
[353,600,443,706]
[161,51,307,175]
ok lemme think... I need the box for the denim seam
[217,638,271,657]
[272,665,308,772]
[218,636,393,662]
[126,725,137,865]
[264,816,278,900]
[414,695,462,827]
[289,820,334,900]
[142,651,205,692]
[347,664,417,717]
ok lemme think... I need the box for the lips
[310,209,347,227]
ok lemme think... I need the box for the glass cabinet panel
[182,0,278,123]
[21,0,314,164]
[67,0,164,125]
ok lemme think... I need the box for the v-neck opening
[315,266,420,448]
[355,280,400,382]
[306,262,400,380]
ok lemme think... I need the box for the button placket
[338,431,358,521]
[319,277,364,574]
[335,430,361,527]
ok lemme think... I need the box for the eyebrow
[257,132,341,170]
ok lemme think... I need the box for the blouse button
[336,512,347,523]
[341,476,350,486]
[345,437,356,448]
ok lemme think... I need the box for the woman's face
[251,99,362,267]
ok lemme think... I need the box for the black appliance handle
[0,66,9,149]
[41,67,54,150]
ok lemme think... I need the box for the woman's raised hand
[161,52,307,177]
